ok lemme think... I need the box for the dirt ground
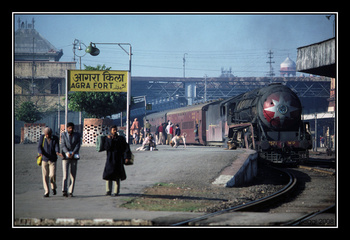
[121,164,287,213]
[122,151,336,213]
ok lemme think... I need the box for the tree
[68,65,128,118]
[15,101,42,123]
[68,92,127,118]
[83,64,109,71]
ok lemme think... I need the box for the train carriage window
[221,106,226,116]
[229,103,236,115]
[182,121,194,129]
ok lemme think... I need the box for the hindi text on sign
[68,70,128,92]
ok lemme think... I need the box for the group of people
[130,118,182,146]
[157,121,182,146]
[37,123,131,198]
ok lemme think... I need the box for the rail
[283,204,336,226]
[172,167,297,226]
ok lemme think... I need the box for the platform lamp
[85,42,100,56]
[85,42,132,143]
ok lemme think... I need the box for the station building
[14,18,76,140]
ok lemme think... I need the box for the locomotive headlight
[277,104,288,115]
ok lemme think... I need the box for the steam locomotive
[221,83,312,164]
[146,83,312,164]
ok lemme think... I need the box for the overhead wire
[63,45,297,76]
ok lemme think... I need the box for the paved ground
[14,144,243,222]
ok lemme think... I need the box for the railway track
[172,167,297,226]
[171,163,336,226]
[271,163,336,226]
[283,204,336,226]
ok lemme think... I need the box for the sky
[14,13,335,78]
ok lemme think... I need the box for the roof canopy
[296,38,335,78]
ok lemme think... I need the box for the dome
[280,57,296,69]
[280,57,296,77]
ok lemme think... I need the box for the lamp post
[72,39,87,70]
[72,39,87,129]
[86,42,132,143]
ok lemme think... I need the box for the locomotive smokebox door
[258,86,302,131]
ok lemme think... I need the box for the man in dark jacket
[103,125,132,196]
[61,122,81,197]
[175,124,181,136]
[37,127,61,197]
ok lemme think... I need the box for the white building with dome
[280,56,296,77]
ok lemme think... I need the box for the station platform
[14,144,257,226]
[212,149,257,187]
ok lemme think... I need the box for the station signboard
[68,70,128,92]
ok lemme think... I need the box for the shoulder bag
[96,135,107,152]
[36,137,45,166]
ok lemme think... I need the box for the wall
[226,151,258,187]
[14,61,76,78]
[21,123,46,143]
[212,149,258,187]
[82,118,114,146]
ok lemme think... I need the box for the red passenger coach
[145,100,224,146]
[166,104,206,144]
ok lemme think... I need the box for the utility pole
[204,74,207,102]
[266,50,275,81]
[32,37,35,95]
[58,84,60,134]
[183,53,188,78]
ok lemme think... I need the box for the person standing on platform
[157,124,164,145]
[166,121,173,145]
[144,119,151,136]
[130,118,139,140]
[194,123,200,144]
[103,125,132,196]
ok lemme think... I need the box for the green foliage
[15,101,42,123]
[68,92,127,118]
[83,64,110,71]
[68,64,128,118]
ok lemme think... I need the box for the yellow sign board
[68,70,128,92]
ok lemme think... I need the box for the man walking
[61,122,81,197]
[37,127,60,198]
[103,125,132,196]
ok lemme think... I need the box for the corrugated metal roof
[146,110,167,121]
[167,101,220,115]
[167,104,204,115]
